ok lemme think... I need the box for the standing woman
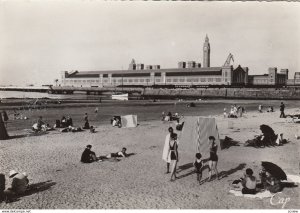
[170,133,179,181]
[0,112,9,140]
[208,136,219,181]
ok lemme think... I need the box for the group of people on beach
[162,127,219,183]
[231,165,282,195]
[224,104,245,118]
[257,102,285,118]
[111,116,122,128]
[161,111,181,122]
[31,112,95,133]
[56,115,73,128]
[80,145,128,163]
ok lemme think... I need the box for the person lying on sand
[105,147,127,158]
[81,145,97,163]
[4,170,29,203]
[60,125,82,133]
[232,168,257,195]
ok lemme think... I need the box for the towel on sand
[162,133,171,163]
[229,190,273,199]
[229,174,300,199]
[286,174,300,183]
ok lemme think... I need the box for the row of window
[166,78,222,83]
[64,77,226,84]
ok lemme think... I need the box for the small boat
[111,93,128,101]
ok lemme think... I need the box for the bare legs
[197,170,202,184]
[170,160,177,181]
[208,160,219,181]
[166,162,170,174]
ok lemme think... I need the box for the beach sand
[0,107,299,209]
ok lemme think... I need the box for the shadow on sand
[218,163,247,179]
[176,165,210,180]
[3,180,56,203]
[8,131,50,140]
[176,162,247,181]
[220,136,240,150]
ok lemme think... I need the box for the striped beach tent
[180,116,220,159]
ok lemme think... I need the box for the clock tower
[203,34,210,68]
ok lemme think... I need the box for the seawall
[142,87,300,100]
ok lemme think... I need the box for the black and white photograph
[0,0,300,211]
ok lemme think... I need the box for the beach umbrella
[261,161,287,180]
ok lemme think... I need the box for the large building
[248,68,288,86]
[58,35,287,88]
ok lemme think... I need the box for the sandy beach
[0,104,300,209]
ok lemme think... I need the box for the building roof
[65,67,224,78]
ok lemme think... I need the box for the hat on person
[9,170,18,178]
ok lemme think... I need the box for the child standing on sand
[194,153,203,184]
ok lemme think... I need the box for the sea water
[0,90,107,100]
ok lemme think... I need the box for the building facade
[58,35,291,88]
[248,67,288,86]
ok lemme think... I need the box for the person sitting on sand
[36,116,45,131]
[258,105,263,113]
[83,120,90,129]
[61,116,67,127]
[228,106,237,118]
[232,168,257,194]
[4,170,29,202]
[164,112,172,121]
[194,153,203,184]
[112,117,121,128]
[176,120,184,131]
[223,108,227,118]
[106,147,127,158]
[81,145,97,163]
[161,111,166,121]
[90,126,95,133]
[259,165,281,193]
[66,116,73,127]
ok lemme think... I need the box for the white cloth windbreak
[120,115,137,128]
[180,116,220,159]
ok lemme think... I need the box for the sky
[0,1,299,86]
